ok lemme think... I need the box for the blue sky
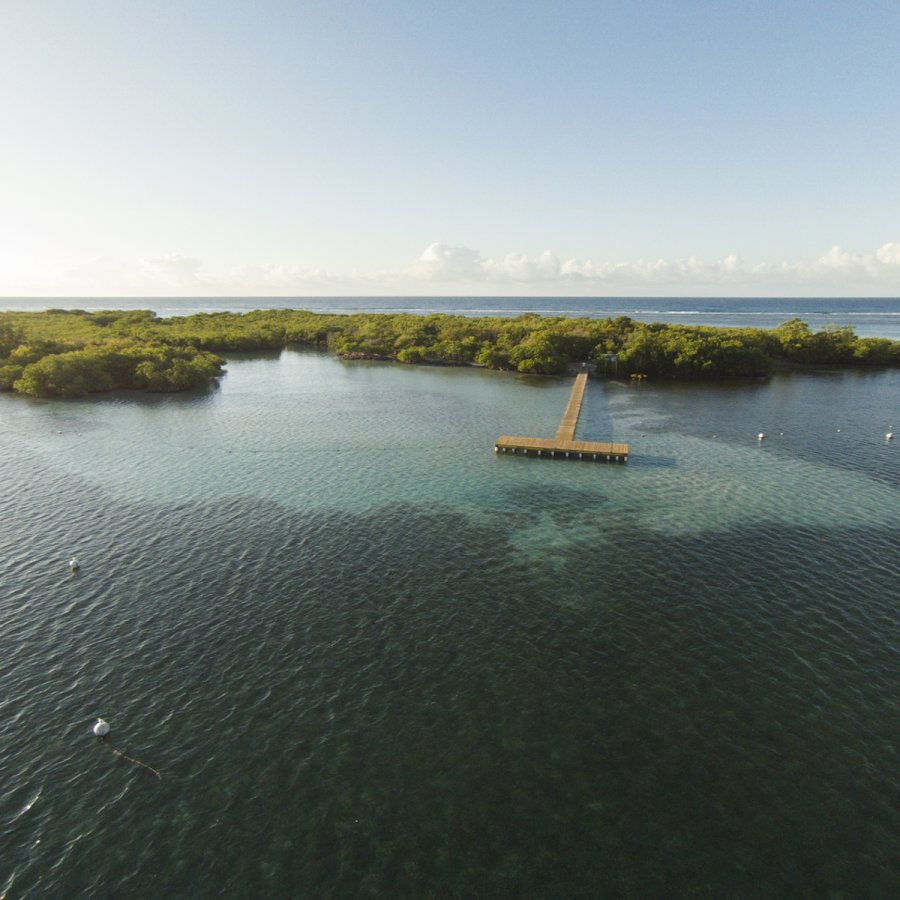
[1,0,898,296]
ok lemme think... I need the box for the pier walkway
[495,373,629,462]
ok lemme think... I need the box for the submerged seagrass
[1,352,898,897]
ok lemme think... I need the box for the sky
[1,0,899,297]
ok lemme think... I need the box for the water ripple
[1,364,898,897]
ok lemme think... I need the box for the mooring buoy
[93,718,110,737]
[91,718,161,779]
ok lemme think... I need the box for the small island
[1,308,898,398]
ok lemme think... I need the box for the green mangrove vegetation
[1,308,898,398]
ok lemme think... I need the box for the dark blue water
[1,339,898,896]
[4,295,900,339]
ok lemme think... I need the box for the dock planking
[555,372,588,441]
[495,373,629,462]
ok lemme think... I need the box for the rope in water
[102,741,161,779]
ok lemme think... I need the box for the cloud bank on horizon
[4,242,900,298]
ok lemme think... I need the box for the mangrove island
[1,308,898,398]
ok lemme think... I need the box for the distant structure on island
[495,373,629,463]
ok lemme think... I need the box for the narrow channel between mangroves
[2,308,899,398]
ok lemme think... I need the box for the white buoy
[69,557,80,572]
[888,432,894,441]
[757,432,765,441]
[93,718,110,737]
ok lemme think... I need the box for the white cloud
[2,242,899,297]
[402,241,900,294]
[875,242,900,266]
[410,243,486,281]
[65,254,206,293]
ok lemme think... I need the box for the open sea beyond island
[1,297,898,897]
[4,294,900,340]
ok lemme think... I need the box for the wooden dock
[556,371,587,441]
[495,373,629,462]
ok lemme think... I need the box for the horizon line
[3,294,900,302]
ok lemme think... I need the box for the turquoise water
[1,352,898,897]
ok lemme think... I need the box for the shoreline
[3,296,900,342]
[1,307,899,398]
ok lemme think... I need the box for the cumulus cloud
[65,254,207,293]
[402,241,900,294]
[875,242,900,265]
[3,242,899,297]
[410,243,486,281]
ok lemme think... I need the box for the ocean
[1,299,898,897]
[3,295,900,340]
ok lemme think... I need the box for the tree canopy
[0,308,897,398]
